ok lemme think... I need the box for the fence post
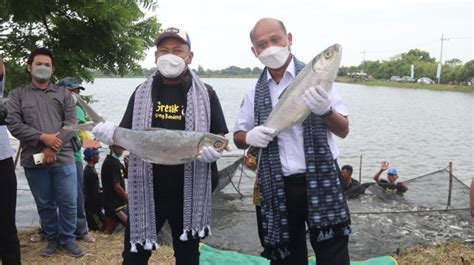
[446,162,453,209]
[359,155,362,183]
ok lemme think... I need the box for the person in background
[100,144,128,234]
[233,18,351,265]
[57,77,96,243]
[340,164,372,199]
[373,161,408,194]
[6,48,84,257]
[0,54,21,265]
[470,177,474,217]
[83,147,104,231]
[123,154,129,178]
[93,27,228,265]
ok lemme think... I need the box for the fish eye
[324,50,332,58]
[214,141,223,149]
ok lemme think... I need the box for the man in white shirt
[233,18,350,265]
[0,54,21,264]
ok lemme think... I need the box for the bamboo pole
[359,155,362,183]
[446,162,453,209]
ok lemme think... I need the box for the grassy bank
[397,241,474,264]
[336,77,474,93]
[19,229,175,265]
[18,229,474,264]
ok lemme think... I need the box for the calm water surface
[84,78,473,184]
[14,78,473,259]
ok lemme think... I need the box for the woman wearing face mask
[93,27,228,265]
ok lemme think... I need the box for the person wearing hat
[93,27,228,264]
[100,144,128,234]
[83,148,104,231]
[373,161,408,194]
[58,77,96,243]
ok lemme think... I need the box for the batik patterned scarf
[128,69,212,252]
[254,57,351,260]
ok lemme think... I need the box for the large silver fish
[113,127,228,165]
[69,94,228,165]
[264,43,342,134]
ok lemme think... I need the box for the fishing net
[208,162,473,260]
[403,168,469,210]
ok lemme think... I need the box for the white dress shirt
[234,58,349,176]
[0,71,15,161]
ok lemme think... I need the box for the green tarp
[199,244,397,265]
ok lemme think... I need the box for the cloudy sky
[141,0,472,70]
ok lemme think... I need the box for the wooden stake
[446,162,453,209]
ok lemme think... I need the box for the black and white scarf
[127,69,212,252]
[254,57,351,260]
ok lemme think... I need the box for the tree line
[1,1,471,92]
[338,49,473,83]
[92,65,263,78]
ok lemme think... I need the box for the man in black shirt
[93,27,228,265]
[340,164,372,199]
[83,148,104,231]
[373,161,408,194]
[101,145,128,234]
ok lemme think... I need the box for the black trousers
[0,157,21,265]
[122,196,200,265]
[256,175,350,265]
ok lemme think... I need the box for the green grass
[336,77,474,93]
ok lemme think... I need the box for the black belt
[283,173,306,184]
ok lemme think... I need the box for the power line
[361,35,471,57]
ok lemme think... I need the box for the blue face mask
[112,152,122,160]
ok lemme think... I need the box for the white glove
[92,121,116,146]
[197,146,223,163]
[245,126,275,148]
[303,85,331,116]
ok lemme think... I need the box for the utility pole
[437,33,449,84]
[361,49,366,74]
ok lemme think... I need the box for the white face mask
[31,65,52,82]
[156,54,187,78]
[257,46,290,69]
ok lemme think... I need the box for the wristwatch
[320,107,333,119]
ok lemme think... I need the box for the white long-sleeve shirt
[234,58,349,176]
[0,70,15,161]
